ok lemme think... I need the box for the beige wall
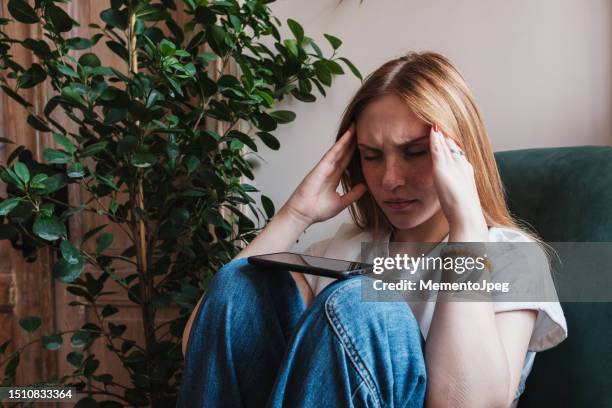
[251,0,612,250]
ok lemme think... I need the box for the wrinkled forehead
[356,95,430,147]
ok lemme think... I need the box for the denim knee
[208,257,251,292]
[202,257,303,330]
[200,258,260,313]
[315,276,427,407]
[318,276,424,341]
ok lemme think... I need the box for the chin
[387,217,427,231]
[380,202,439,233]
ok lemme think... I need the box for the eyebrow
[357,135,429,151]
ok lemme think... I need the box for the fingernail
[432,123,439,132]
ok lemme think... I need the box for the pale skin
[182,94,536,408]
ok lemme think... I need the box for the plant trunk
[128,10,159,408]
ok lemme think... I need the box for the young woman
[178,51,567,408]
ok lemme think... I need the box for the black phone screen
[247,252,373,279]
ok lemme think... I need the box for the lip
[383,199,418,210]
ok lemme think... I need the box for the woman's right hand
[280,123,368,228]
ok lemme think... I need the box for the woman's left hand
[429,123,488,240]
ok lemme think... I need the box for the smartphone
[248,252,374,280]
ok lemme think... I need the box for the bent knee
[325,277,418,320]
[320,277,423,343]
[204,258,260,305]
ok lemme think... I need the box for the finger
[326,123,355,160]
[437,130,453,162]
[340,182,368,208]
[429,123,448,164]
[445,137,471,165]
[445,137,462,160]
[336,137,357,171]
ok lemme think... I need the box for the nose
[381,157,406,191]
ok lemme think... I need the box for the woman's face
[356,93,442,232]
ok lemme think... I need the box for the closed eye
[362,150,427,161]
[405,150,427,157]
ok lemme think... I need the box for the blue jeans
[177,257,427,408]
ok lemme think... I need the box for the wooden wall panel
[0,2,196,405]
[0,0,58,388]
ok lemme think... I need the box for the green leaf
[100,7,127,30]
[39,202,54,217]
[291,89,316,103]
[70,331,89,348]
[27,114,51,132]
[82,224,107,245]
[314,63,332,86]
[159,39,176,56]
[1,85,32,108]
[19,316,41,333]
[22,39,51,58]
[0,197,20,216]
[8,0,38,24]
[229,14,241,31]
[43,148,71,164]
[101,304,119,318]
[33,216,67,241]
[261,195,275,218]
[96,174,118,191]
[136,3,169,21]
[67,163,85,178]
[67,351,83,367]
[13,162,30,184]
[196,51,217,65]
[338,57,363,80]
[66,37,94,50]
[60,239,81,265]
[47,5,73,32]
[0,340,10,354]
[18,64,46,88]
[287,19,304,43]
[95,233,114,254]
[130,153,157,168]
[283,39,299,57]
[252,112,277,132]
[80,141,107,157]
[41,333,63,350]
[61,86,88,107]
[305,37,323,58]
[106,41,128,62]
[269,110,296,124]
[324,33,342,50]
[104,107,126,124]
[56,64,79,79]
[194,6,216,24]
[227,130,257,152]
[53,257,84,283]
[40,173,67,193]
[206,25,228,56]
[325,59,345,75]
[183,155,200,174]
[53,133,75,154]
[256,132,280,150]
[30,173,48,188]
[79,53,101,67]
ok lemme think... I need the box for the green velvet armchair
[495,146,612,407]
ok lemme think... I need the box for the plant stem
[128,8,159,407]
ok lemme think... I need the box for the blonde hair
[337,51,546,248]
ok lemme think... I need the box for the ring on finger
[449,148,465,157]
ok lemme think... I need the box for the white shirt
[300,222,568,403]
